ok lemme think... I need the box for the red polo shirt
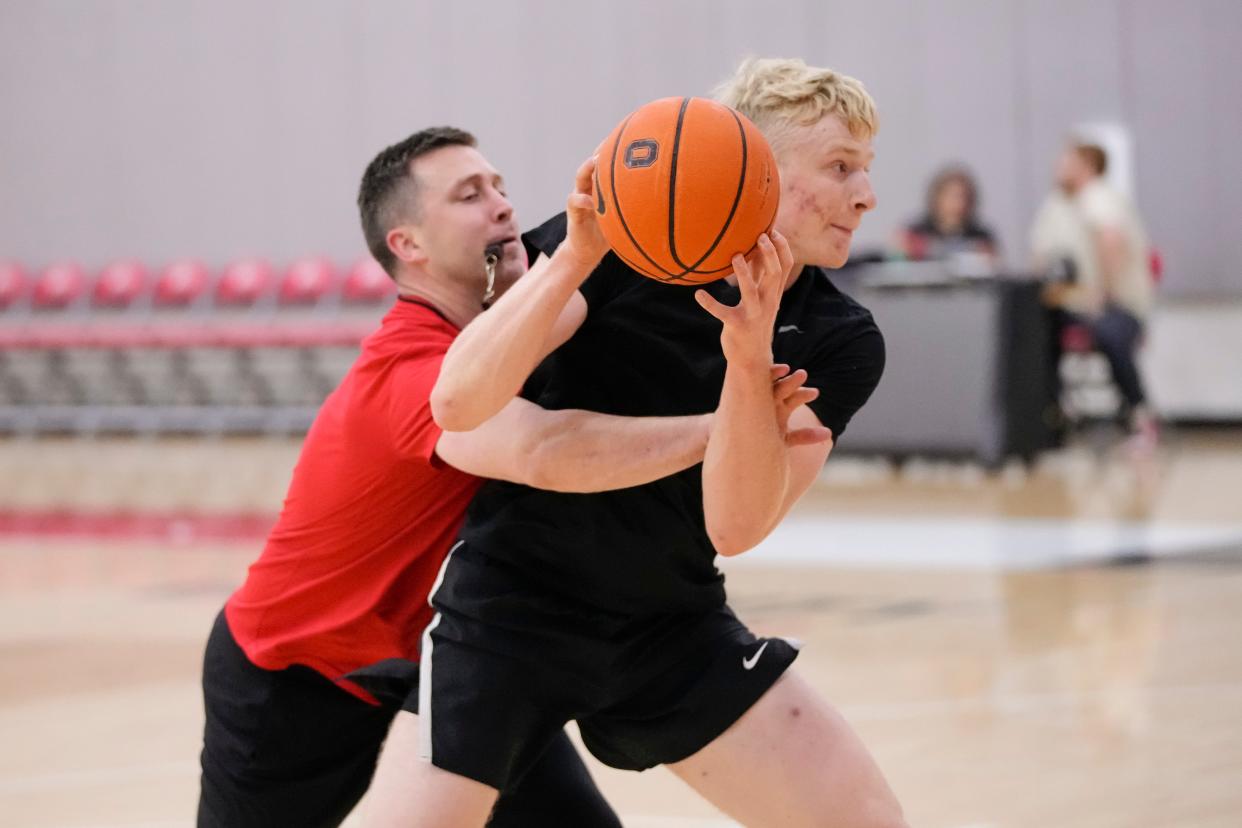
[226,299,480,702]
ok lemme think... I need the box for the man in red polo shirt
[197,127,810,827]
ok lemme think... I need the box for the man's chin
[814,249,850,270]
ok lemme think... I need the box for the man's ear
[386,224,428,266]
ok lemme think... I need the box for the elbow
[430,385,480,433]
[705,503,782,557]
[706,524,758,558]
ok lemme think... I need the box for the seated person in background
[1030,141,1157,445]
[896,165,998,264]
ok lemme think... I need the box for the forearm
[432,246,590,431]
[701,357,789,556]
[527,409,712,493]
[436,398,712,493]
[1095,227,1128,299]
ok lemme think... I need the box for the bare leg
[362,711,498,828]
[668,670,906,828]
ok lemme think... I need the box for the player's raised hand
[694,231,794,363]
[563,155,610,269]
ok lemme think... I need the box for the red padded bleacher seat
[93,260,148,308]
[342,258,396,303]
[217,259,274,307]
[0,262,27,309]
[154,260,210,308]
[279,257,335,305]
[32,262,87,309]
[1060,323,1094,353]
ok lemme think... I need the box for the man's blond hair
[714,57,878,149]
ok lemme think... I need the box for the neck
[395,274,482,330]
[785,263,806,290]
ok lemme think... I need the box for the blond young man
[364,59,907,828]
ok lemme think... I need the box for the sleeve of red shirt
[386,351,449,467]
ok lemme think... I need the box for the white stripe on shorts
[418,539,463,763]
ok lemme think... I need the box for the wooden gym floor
[1,429,1240,827]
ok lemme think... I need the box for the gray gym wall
[1,0,1238,298]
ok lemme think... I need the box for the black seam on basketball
[612,247,667,281]
[610,113,677,279]
[614,247,697,284]
[684,236,765,274]
[673,106,750,279]
[667,97,692,272]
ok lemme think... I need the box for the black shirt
[458,213,885,614]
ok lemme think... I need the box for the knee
[859,797,909,828]
[1093,315,1140,351]
[805,782,907,828]
[1091,327,1132,358]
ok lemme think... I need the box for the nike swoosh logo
[595,170,606,215]
[777,324,802,334]
[742,641,769,671]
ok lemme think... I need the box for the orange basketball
[594,96,780,285]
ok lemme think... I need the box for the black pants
[1055,304,1148,417]
[1083,305,1147,410]
[198,611,620,828]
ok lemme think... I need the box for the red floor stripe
[0,511,276,541]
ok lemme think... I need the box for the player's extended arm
[436,367,821,493]
[1094,225,1129,298]
[431,158,608,432]
[436,398,710,492]
[704,366,833,556]
[696,234,832,557]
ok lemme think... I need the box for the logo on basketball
[593,97,780,285]
[623,139,659,169]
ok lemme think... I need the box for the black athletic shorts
[414,544,800,791]
[198,610,619,828]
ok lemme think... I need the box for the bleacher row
[0,258,397,434]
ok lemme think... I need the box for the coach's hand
[694,232,794,365]
[561,155,610,271]
[772,366,832,446]
[702,364,831,447]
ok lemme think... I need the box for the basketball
[594,96,780,285]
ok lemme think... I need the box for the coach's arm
[435,366,819,493]
[431,158,605,432]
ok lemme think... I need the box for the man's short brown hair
[1073,143,1108,176]
[357,127,477,275]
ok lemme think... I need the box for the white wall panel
[0,0,1237,298]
